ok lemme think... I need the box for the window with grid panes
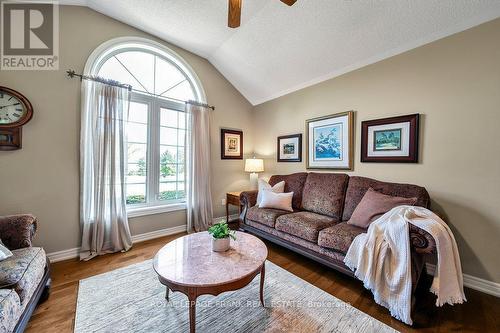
[94,43,201,211]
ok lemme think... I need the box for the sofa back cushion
[301,172,349,219]
[342,176,430,221]
[347,188,418,228]
[269,172,308,209]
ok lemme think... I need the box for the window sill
[127,203,186,218]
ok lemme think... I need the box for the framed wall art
[361,113,419,163]
[221,129,243,159]
[277,134,302,162]
[306,111,354,170]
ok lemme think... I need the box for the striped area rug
[75,259,397,333]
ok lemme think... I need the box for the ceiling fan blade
[228,0,242,28]
[280,0,296,5]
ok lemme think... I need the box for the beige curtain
[80,79,132,260]
[186,101,213,232]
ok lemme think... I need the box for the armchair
[0,214,50,333]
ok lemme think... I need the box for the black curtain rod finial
[66,69,83,81]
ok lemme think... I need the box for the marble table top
[153,231,268,287]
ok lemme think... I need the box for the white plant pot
[212,237,230,252]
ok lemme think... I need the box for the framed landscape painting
[221,129,243,159]
[306,111,354,170]
[361,114,419,163]
[277,134,302,162]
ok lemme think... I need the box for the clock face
[0,91,27,125]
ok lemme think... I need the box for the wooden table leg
[260,262,265,307]
[188,291,197,333]
[165,286,170,301]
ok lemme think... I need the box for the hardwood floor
[27,233,499,333]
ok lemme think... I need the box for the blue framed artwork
[373,128,402,151]
[306,111,354,170]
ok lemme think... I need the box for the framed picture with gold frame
[306,111,354,170]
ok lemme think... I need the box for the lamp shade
[245,158,264,173]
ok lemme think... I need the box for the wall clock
[0,86,33,151]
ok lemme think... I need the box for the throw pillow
[0,240,13,261]
[257,179,285,206]
[259,191,294,212]
[347,188,418,228]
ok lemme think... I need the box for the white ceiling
[64,0,500,105]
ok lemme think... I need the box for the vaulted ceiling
[64,0,500,105]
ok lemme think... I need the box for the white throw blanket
[344,205,466,325]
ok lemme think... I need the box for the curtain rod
[66,69,215,110]
[66,69,132,91]
[186,100,215,110]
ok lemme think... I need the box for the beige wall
[252,18,500,282]
[0,6,253,253]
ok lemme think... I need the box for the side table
[226,191,243,224]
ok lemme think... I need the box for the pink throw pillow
[347,188,417,228]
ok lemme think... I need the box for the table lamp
[245,157,264,189]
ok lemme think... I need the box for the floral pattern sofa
[240,172,436,303]
[0,215,50,333]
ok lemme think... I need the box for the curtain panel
[186,102,214,232]
[80,80,133,260]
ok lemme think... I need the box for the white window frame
[84,37,206,217]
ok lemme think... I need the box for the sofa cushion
[318,222,366,253]
[0,289,21,333]
[347,188,417,228]
[245,220,347,264]
[246,206,292,228]
[275,211,338,242]
[0,247,46,304]
[342,176,430,221]
[301,173,349,219]
[269,172,308,210]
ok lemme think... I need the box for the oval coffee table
[153,231,268,333]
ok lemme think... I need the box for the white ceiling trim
[60,1,500,106]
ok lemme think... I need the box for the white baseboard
[426,263,500,298]
[46,247,80,263]
[130,225,187,243]
[47,224,187,263]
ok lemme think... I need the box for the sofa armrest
[239,190,258,223]
[410,224,436,254]
[0,214,37,250]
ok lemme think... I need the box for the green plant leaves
[208,222,236,240]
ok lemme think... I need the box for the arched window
[85,37,206,215]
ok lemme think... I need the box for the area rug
[75,260,398,333]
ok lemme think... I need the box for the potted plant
[208,222,236,252]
